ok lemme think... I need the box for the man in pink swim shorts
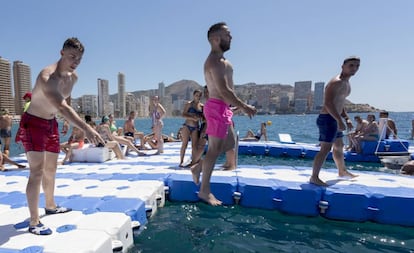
[192,22,256,206]
[204,98,233,139]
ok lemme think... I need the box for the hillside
[111,80,378,113]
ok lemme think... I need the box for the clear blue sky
[2,0,413,112]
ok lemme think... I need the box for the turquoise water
[6,113,414,252]
[131,203,414,253]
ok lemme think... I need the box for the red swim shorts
[204,98,233,139]
[15,112,60,153]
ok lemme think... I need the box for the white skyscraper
[118,72,126,118]
[313,82,325,112]
[97,78,110,117]
[0,57,14,114]
[13,60,32,115]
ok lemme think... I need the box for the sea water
[6,113,414,252]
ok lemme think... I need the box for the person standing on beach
[192,22,256,205]
[15,37,104,235]
[310,56,360,186]
[0,109,13,156]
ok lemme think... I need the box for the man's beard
[220,41,230,52]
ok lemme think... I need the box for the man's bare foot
[309,176,328,186]
[338,170,358,179]
[190,162,201,185]
[0,166,6,172]
[17,164,26,169]
[222,164,236,171]
[198,191,222,206]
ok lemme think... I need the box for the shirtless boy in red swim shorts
[15,38,104,235]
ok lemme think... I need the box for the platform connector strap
[164,185,170,194]
[233,191,242,205]
[319,200,329,214]
[131,220,141,230]
[112,239,123,252]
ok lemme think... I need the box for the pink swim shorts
[204,98,233,139]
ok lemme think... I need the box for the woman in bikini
[96,116,126,160]
[149,96,166,154]
[179,89,203,167]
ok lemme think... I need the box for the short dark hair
[207,22,227,39]
[63,37,84,53]
[380,111,389,116]
[343,56,360,64]
[84,115,92,122]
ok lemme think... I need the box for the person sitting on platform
[346,115,368,151]
[352,114,379,153]
[103,116,144,156]
[59,126,85,164]
[240,122,268,141]
[124,111,146,149]
[84,115,96,130]
[378,111,398,139]
[96,116,125,160]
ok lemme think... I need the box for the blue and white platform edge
[238,138,413,162]
[1,142,414,253]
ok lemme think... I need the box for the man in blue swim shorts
[310,56,361,186]
[191,22,256,206]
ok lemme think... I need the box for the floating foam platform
[1,142,414,252]
[239,138,413,163]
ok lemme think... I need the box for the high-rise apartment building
[13,60,32,115]
[294,81,312,113]
[136,95,150,118]
[256,88,271,111]
[125,93,138,115]
[97,78,110,117]
[81,95,98,117]
[0,57,15,114]
[158,82,165,98]
[118,72,126,118]
[313,82,325,112]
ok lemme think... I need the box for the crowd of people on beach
[0,22,413,237]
